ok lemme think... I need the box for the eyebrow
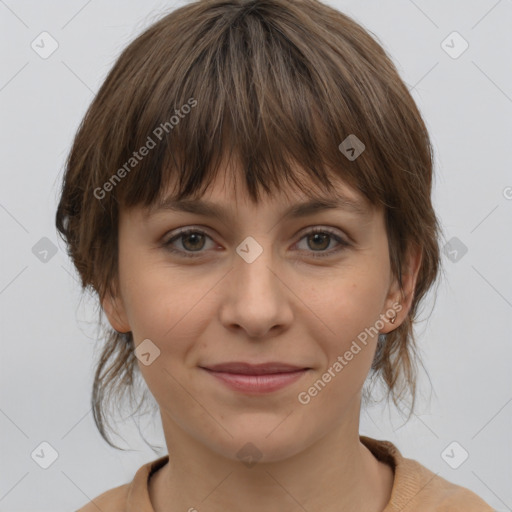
[145,195,371,223]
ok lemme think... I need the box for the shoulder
[74,455,169,512]
[75,483,130,512]
[400,457,494,511]
[359,436,494,511]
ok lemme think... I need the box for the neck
[149,397,393,512]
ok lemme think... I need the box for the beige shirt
[76,435,494,511]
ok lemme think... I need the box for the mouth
[199,362,311,394]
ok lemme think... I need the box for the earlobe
[101,293,130,334]
[380,243,422,333]
[380,299,403,334]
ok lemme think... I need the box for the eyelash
[162,227,350,259]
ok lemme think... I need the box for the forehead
[142,158,376,221]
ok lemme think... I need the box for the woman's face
[103,161,419,463]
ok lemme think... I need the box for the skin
[103,157,421,512]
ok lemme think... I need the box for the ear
[101,288,130,334]
[380,242,422,334]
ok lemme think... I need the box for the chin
[202,420,315,465]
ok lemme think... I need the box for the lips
[200,362,310,394]
[201,362,309,375]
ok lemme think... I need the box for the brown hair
[55,0,444,450]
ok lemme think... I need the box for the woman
[56,0,493,509]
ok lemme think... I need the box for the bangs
[96,2,400,213]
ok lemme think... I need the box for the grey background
[1,0,511,510]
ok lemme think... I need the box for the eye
[162,228,215,258]
[294,227,350,259]
[162,226,350,259]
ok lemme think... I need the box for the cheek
[119,260,217,352]
[299,266,387,394]
[308,266,387,343]
[121,269,217,408]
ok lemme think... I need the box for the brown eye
[163,229,213,258]
[295,228,349,259]
[180,232,206,251]
[306,232,331,251]
[162,226,349,260]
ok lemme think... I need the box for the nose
[218,242,293,339]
